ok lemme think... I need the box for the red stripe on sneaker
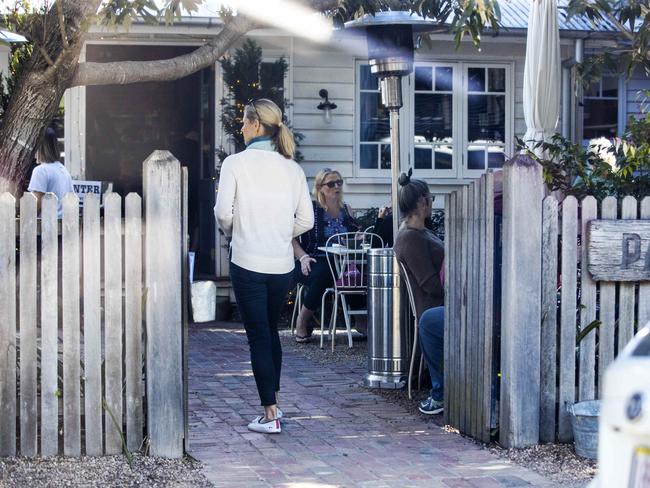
[276,419,280,430]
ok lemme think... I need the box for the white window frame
[355,60,393,177]
[582,73,624,145]
[409,61,461,179]
[461,62,513,180]
[354,60,513,180]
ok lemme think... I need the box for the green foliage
[330,0,502,49]
[218,39,303,162]
[518,111,650,200]
[566,0,650,80]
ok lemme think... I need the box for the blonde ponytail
[244,98,296,159]
[275,123,296,160]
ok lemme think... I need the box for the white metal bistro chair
[399,261,426,400]
[323,231,383,350]
[290,282,333,337]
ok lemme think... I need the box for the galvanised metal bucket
[569,400,601,459]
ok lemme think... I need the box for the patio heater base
[364,373,406,390]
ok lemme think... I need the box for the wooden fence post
[144,151,184,458]
[499,155,543,448]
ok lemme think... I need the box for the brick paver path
[188,323,556,488]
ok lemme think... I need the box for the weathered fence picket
[558,196,578,442]
[19,194,38,457]
[579,196,597,401]
[62,193,81,456]
[104,193,123,455]
[125,193,143,452]
[41,194,59,457]
[598,197,617,396]
[0,152,185,458]
[540,195,558,443]
[0,194,16,457]
[640,197,650,328]
[83,193,102,456]
[444,173,496,443]
[618,196,638,352]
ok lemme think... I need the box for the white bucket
[191,281,216,323]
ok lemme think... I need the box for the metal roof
[496,0,617,33]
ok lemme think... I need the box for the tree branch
[71,15,260,87]
[56,1,70,48]
[603,11,635,42]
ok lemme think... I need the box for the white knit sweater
[214,147,314,274]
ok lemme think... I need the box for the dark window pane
[260,62,285,109]
[380,144,391,169]
[435,67,453,91]
[360,144,378,169]
[360,64,377,90]
[467,94,506,142]
[468,149,485,170]
[468,68,485,92]
[602,76,618,97]
[414,147,432,169]
[415,66,432,91]
[583,98,618,139]
[360,92,389,141]
[414,93,453,140]
[435,146,453,170]
[487,149,505,168]
[488,68,506,92]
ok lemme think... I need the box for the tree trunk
[0,0,100,194]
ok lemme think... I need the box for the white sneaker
[277,408,283,419]
[247,416,281,434]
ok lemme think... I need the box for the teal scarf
[246,136,275,152]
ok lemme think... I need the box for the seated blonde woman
[291,168,359,342]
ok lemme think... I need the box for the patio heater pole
[377,74,406,359]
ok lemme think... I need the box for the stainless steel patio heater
[345,12,436,389]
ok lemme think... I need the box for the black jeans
[292,256,333,311]
[230,262,292,406]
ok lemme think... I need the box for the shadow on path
[188,322,555,488]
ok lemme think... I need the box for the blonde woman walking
[214,99,314,434]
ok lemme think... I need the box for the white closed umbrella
[523,0,561,157]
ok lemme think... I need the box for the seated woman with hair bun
[394,169,445,416]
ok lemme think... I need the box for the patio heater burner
[345,12,436,389]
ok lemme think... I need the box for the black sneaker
[419,397,444,415]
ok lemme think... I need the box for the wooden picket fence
[444,171,496,443]
[540,194,650,443]
[0,151,187,458]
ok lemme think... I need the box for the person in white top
[214,98,314,434]
[27,127,74,217]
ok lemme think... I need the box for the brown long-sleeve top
[393,227,445,320]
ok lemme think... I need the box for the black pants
[293,257,333,311]
[230,262,292,406]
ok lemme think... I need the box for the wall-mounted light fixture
[317,89,337,124]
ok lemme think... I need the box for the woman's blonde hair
[312,168,344,210]
[243,98,295,159]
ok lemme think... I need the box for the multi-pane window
[583,75,619,142]
[466,66,506,172]
[413,64,455,174]
[356,61,510,179]
[358,64,391,173]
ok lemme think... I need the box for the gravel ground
[0,453,211,488]
[281,328,597,487]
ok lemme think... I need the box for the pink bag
[336,264,362,287]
